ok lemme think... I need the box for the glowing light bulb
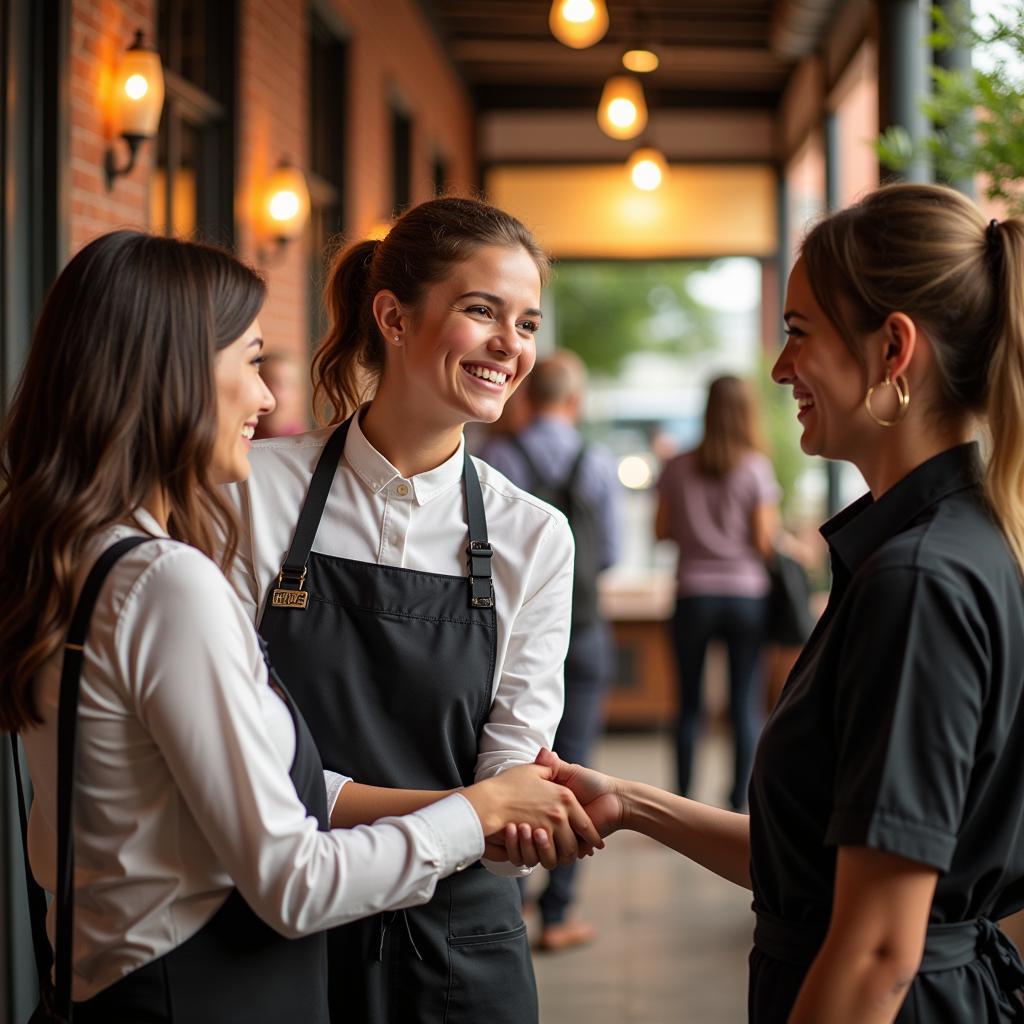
[597,75,647,140]
[549,0,609,49]
[262,161,310,240]
[607,98,638,130]
[269,190,300,222]
[628,147,668,191]
[124,74,149,100]
[622,49,659,73]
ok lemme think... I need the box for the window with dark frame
[308,9,348,348]
[153,0,235,244]
[391,105,412,215]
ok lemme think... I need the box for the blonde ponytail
[985,219,1024,573]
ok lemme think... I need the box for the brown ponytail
[313,198,550,424]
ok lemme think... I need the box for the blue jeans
[537,620,612,926]
[670,594,767,811]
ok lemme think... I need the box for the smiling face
[378,244,543,429]
[211,318,276,483]
[772,257,873,463]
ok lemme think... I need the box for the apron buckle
[467,542,494,608]
[271,566,309,610]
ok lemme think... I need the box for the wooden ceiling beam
[450,40,789,75]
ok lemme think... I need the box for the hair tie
[987,218,1001,246]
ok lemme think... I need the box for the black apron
[258,416,538,1024]
[72,572,331,1022]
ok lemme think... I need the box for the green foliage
[546,261,720,375]
[879,2,1024,212]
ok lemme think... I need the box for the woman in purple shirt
[656,375,780,810]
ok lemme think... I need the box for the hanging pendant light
[597,75,648,140]
[622,49,659,73]
[549,0,609,50]
[628,147,668,191]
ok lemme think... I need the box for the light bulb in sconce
[104,30,165,189]
[628,147,668,191]
[258,159,311,265]
[549,0,609,49]
[263,161,310,240]
[597,75,647,140]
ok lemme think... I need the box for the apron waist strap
[754,910,1024,986]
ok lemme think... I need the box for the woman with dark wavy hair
[1,230,597,1023]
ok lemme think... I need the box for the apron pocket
[445,923,537,1024]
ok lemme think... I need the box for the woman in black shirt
[523,183,1024,1022]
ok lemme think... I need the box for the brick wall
[236,0,309,365]
[65,0,475,385]
[69,0,156,255]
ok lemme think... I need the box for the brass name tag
[271,589,309,610]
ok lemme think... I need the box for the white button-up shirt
[22,513,484,1001]
[229,414,573,873]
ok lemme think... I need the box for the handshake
[462,749,624,871]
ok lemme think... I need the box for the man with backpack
[482,350,621,951]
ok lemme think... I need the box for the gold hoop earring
[864,371,910,427]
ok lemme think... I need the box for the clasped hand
[474,749,625,870]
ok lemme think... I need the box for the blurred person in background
[252,351,308,439]
[483,349,621,951]
[656,375,780,811]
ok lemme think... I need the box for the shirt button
[395,482,410,497]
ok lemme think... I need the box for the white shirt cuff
[323,770,350,816]
[409,792,485,875]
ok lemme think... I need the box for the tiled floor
[527,730,752,1023]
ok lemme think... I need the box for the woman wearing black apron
[232,198,574,1023]
[526,185,1024,1022]
[0,231,596,1022]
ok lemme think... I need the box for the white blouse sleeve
[117,548,483,937]
[474,515,573,876]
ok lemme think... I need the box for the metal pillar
[878,0,932,183]
[935,0,975,197]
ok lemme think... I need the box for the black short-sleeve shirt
[749,444,1024,1019]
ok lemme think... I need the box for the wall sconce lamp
[597,75,648,140]
[105,31,165,190]
[549,0,609,49]
[628,146,668,191]
[258,158,311,265]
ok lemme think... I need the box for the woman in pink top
[656,375,780,810]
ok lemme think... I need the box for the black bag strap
[9,735,53,995]
[274,416,492,610]
[508,435,588,493]
[12,534,153,1019]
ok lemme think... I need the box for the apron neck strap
[278,418,351,586]
[278,417,493,609]
[462,452,493,609]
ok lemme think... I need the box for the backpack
[509,436,602,629]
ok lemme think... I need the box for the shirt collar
[822,442,982,575]
[344,406,466,506]
[131,507,170,538]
